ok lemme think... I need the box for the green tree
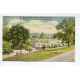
[3,27,10,41]
[54,17,75,47]
[39,32,45,39]
[3,41,12,54]
[8,24,30,49]
[23,39,32,50]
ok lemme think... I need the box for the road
[44,51,75,62]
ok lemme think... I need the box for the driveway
[44,51,75,62]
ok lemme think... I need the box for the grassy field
[3,47,74,61]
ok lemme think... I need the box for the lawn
[3,47,74,61]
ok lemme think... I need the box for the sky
[3,16,65,24]
[3,16,74,34]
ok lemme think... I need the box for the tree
[3,41,12,54]
[23,39,32,50]
[54,17,75,47]
[39,32,47,39]
[8,24,30,49]
[3,27,10,41]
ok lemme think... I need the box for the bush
[3,41,13,54]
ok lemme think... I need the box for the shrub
[3,41,13,54]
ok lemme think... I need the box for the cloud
[6,19,59,34]
[47,21,59,26]
[8,18,25,25]
[24,20,58,34]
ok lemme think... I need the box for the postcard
[2,16,75,62]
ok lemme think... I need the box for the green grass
[3,47,74,61]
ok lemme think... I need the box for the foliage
[54,17,75,46]
[3,27,10,41]
[23,39,32,50]
[3,41,12,54]
[39,32,48,39]
[8,24,30,49]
